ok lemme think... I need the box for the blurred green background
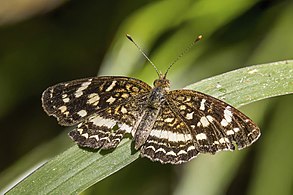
[0,0,292,194]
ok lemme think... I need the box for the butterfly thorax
[133,78,170,149]
[147,78,170,108]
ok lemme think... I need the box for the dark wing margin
[41,76,152,126]
[168,89,260,153]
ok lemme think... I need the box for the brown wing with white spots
[41,76,151,126]
[69,93,149,149]
[140,101,199,164]
[167,89,260,154]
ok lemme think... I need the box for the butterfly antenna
[126,34,161,77]
[164,35,203,78]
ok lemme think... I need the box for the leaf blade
[186,60,293,106]
[6,60,293,194]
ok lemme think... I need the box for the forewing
[140,101,199,164]
[41,76,151,125]
[168,89,260,153]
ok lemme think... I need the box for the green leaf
[6,60,293,194]
[186,60,293,106]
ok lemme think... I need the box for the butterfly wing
[42,76,152,149]
[68,93,149,149]
[141,89,260,164]
[169,89,260,151]
[42,76,151,125]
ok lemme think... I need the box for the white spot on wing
[156,148,166,153]
[219,137,230,144]
[106,80,117,91]
[74,91,83,98]
[63,97,70,103]
[206,115,214,122]
[87,93,100,106]
[62,94,68,98]
[77,85,88,93]
[74,81,92,98]
[200,99,206,111]
[146,145,156,151]
[185,96,191,101]
[166,150,177,156]
[177,133,186,142]
[106,96,116,104]
[121,93,129,98]
[196,133,207,140]
[179,105,186,110]
[64,111,69,116]
[178,150,187,155]
[200,116,210,127]
[89,135,99,141]
[185,134,192,141]
[81,81,92,87]
[77,128,83,134]
[186,112,194,120]
[120,123,132,133]
[58,106,67,113]
[77,110,87,117]
[233,127,240,132]
[150,129,161,138]
[168,131,177,142]
[187,145,195,151]
[90,115,117,129]
[221,119,229,127]
[226,130,234,135]
[224,106,233,123]
[81,133,89,139]
[121,106,127,114]
[49,89,53,98]
[164,118,174,123]
[100,137,110,142]
[161,130,169,140]
[150,129,192,142]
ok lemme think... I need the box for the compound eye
[153,79,159,86]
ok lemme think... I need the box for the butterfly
[41,35,260,164]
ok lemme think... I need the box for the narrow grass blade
[6,60,293,194]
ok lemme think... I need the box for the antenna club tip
[195,35,203,43]
[126,34,133,41]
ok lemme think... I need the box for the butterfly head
[153,75,170,90]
